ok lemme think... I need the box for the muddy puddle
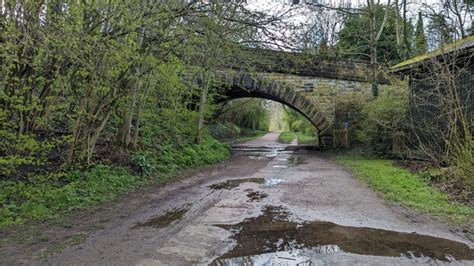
[288,155,305,165]
[209,178,285,190]
[230,145,295,158]
[213,206,474,264]
[209,178,265,190]
[246,191,268,202]
[133,204,191,229]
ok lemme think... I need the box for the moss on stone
[391,35,474,71]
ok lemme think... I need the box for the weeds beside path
[337,155,474,225]
[278,132,317,144]
[0,137,230,228]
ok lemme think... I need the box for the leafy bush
[450,138,474,192]
[209,122,241,140]
[282,106,315,135]
[355,84,408,155]
[296,132,318,144]
[279,132,296,143]
[218,99,270,131]
[0,136,230,227]
[0,165,143,227]
[132,153,156,176]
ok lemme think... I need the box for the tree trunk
[368,0,378,97]
[132,84,149,148]
[394,0,401,46]
[117,76,138,148]
[196,72,211,144]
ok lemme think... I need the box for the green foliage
[0,136,229,227]
[333,93,368,148]
[218,99,270,131]
[414,12,428,55]
[278,105,317,145]
[279,132,317,144]
[337,5,413,64]
[450,138,474,192]
[337,155,474,223]
[132,153,156,177]
[0,165,143,227]
[1,1,271,176]
[278,132,296,143]
[209,122,268,145]
[209,122,241,140]
[282,106,315,136]
[226,130,268,145]
[355,84,408,155]
[296,132,318,144]
[155,137,230,173]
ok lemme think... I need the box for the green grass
[0,165,144,227]
[337,155,474,224]
[225,130,268,145]
[0,137,230,227]
[278,132,296,143]
[279,132,317,144]
[296,132,317,144]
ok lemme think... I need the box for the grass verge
[296,132,317,144]
[0,137,230,227]
[278,132,296,143]
[224,130,268,145]
[337,155,474,224]
[279,132,317,144]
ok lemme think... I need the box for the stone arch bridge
[197,49,390,148]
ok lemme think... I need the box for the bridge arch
[215,72,334,147]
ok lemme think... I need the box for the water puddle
[265,178,285,187]
[133,204,191,229]
[247,191,268,202]
[213,250,313,265]
[213,206,474,263]
[288,155,305,165]
[231,144,293,158]
[209,178,265,190]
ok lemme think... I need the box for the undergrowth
[296,132,317,144]
[0,137,230,227]
[278,132,296,143]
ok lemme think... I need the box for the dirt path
[2,133,473,265]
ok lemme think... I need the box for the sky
[243,0,471,51]
[246,0,442,20]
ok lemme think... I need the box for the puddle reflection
[213,206,474,263]
[133,204,191,229]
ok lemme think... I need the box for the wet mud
[133,204,191,229]
[246,191,268,202]
[214,206,474,263]
[288,155,305,165]
[208,178,265,190]
[15,132,470,265]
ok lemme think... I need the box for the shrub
[131,153,156,176]
[450,138,474,192]
[355,83,408,155]
[209,122,240,140]
[0,165,142,226]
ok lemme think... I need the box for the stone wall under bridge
[213,71,376,148]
